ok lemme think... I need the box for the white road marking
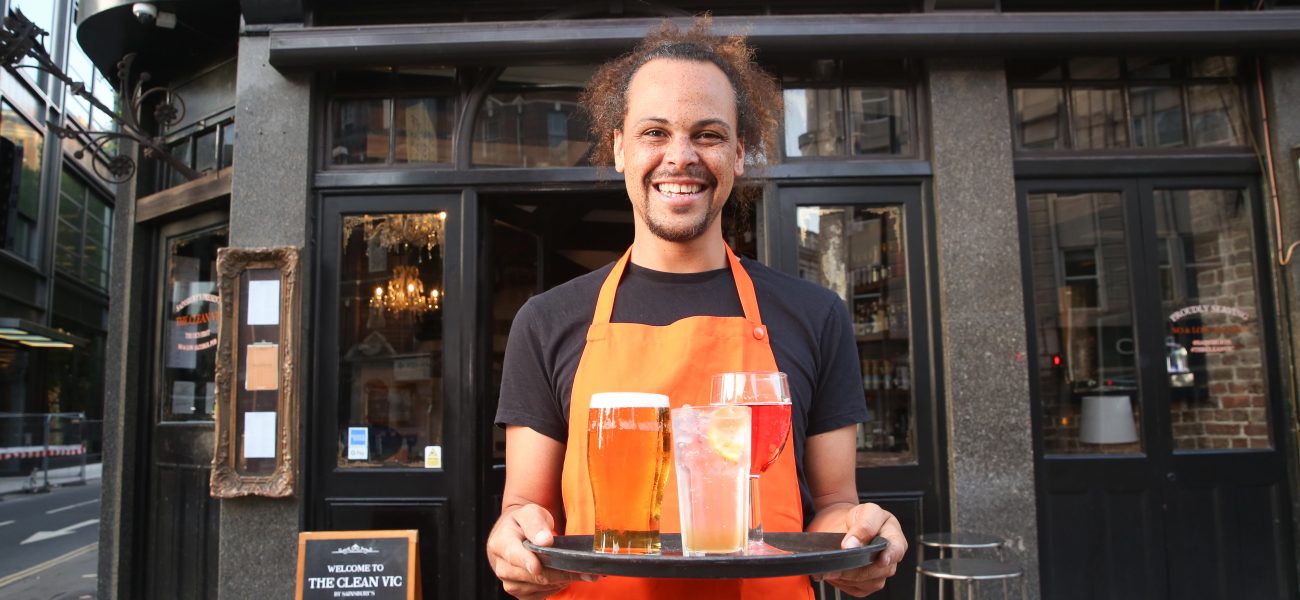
[21,519,99,545]
[0,543,96,588]
[46,499,99,514]
[0,520,14,527]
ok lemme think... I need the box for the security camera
[132,3,157,25]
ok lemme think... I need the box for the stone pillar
[217,30,312,600]
[926,59,1041,597]
[1262,55,1300,591]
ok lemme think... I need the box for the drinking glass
[671,404,751,556]
[587,392,672,554]
[710,371,793,554]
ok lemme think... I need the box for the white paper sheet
[247,280,281,325]
[347,427,369,460]
[243,411,277,459]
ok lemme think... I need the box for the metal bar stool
[916,532,1005,561]
[914,558,1025,600]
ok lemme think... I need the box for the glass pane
[1155,189,1270,451]
[783,88,844,157]
[1126,57,1176,79]
[331,99,390,165]
[1027,192,1142,455]
[395,97,455,164]
[1013,88,1067,150]
[1188,85,1248,147]
[848,88,911,156]
[1071,88,1129,150]
[472,65,595,168]
[161,225,228,421]
[1131,86,1186,148]
[1188,56,1239,78]
[11,0,55,85]
[167,140,192,189]
[1,101,45,261]
[796,205,913,467]
[338,212,447,468]
[194,128,218,174]
[55,222,79,274]
[1068,58,1120,80]
[472,90,590,167]
[220,122,236,168]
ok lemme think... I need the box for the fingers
[488,504,587,599]
[842,503,908,566]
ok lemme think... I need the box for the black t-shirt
[495,257,868,524]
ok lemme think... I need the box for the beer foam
[590,392,670,409]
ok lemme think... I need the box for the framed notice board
[210,246,300,498]
[296,530,421,600]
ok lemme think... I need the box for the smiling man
[487,19,907,600]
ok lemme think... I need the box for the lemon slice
[705,406,748,463]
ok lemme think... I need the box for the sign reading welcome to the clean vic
[296,530,419,600]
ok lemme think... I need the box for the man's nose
[664,135,700,167]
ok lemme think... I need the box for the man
[487,19,907,599]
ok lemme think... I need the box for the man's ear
[613,129,625,173]
[734,138,745,177]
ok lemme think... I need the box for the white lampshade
[1079,395,1139,444]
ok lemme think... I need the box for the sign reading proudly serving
[295,530,420,600]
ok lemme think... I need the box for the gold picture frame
[210,246,300,498]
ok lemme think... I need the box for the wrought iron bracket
[1,9,200,184]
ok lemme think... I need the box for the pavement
[0,463,102,497]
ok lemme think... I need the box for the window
[57,168,112,289]
[778,59,916,159]
[1009,57,1248,151]
[472,65,595,168]
[65,0,121,151]
[1,101,45,262]
[156,119,236,191]
[328,68,458,167]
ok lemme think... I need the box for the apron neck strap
[592,244,764,325]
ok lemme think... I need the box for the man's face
[614,58,744,243]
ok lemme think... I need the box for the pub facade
[79,1,1300,598]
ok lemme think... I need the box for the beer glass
[711,371,792,554]
[587,392,671,554]
[671,404,751,556]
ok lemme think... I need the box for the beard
[638,167,725,243]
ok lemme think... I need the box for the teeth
[658,183,703,195]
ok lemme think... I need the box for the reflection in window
[1155,189,1270,451]
[332,99,390,165]
[797,205,913,467]
[472,66,594,168]
[1,101,45,262]
[338,212,446,468]
[56,169,113,289]
[161,226,228,421]
[395,97,454,164]
[784,87,912,158]
[1027,192,1141,455]
[1009,56,1248,151]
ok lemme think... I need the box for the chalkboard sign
[295,530,420,600]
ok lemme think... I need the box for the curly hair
[581,16,782,172]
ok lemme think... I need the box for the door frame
[1019,174,1297,598]
[308,191,473,599]
[775,182,947,600]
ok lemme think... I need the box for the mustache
[643,166,717,188]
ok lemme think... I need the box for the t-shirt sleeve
[494,299,569,443]
[807,295,868,436]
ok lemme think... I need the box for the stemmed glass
[710,371,793,555]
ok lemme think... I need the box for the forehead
[624,58,738,125]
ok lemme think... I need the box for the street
[0,480,99,599]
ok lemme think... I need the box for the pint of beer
[587,392,671,554]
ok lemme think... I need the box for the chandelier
[370,265,442,314]
[343,212,447,256]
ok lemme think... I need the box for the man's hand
[486,503,592,599]
[817,502,907,597]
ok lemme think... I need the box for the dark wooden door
[140,212,226,599]
[1021,178,1296,599]
[310,193,467,599]
[776,184,943,600]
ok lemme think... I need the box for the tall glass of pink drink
[710,371,792,554]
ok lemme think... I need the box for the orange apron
[555,245,812,599]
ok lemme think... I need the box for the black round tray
[524,532,886,579]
